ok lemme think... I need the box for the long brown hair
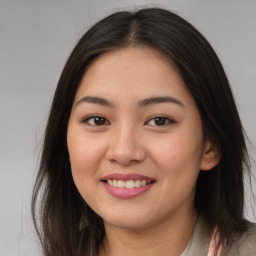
[32,8,251,256]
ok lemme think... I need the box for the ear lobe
[200,139,221,171]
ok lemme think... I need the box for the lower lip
[103,182,154,199]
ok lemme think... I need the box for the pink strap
[207,229,222,256]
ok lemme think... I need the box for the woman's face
[67,47,213,229]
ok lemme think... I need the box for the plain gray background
[1,0,255,255]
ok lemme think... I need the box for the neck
[98,209,198,256]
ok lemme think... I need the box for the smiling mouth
[103,179,154,189]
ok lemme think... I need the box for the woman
[32,8,256,256]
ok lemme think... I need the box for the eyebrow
[76,96,114,107]
[138,96,184,107]
[76,96,184,108]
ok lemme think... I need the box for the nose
[106,126,146,166]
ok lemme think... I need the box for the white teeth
[134,180,141,187]
[126,180,134,189]
[141,180,146,186]
[107,180,113,186]
[113,179,118,187]
[106,179,149,189]
[117,180,126,188]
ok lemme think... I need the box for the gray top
[180,216,256,256]
[180,216,211,256]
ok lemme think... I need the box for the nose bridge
[116,124,137,150]
[106,121,145,165]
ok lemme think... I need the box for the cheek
[67,131,107,189]
[151,135,202,169]
[67,133,106,206]
[148,129,203,194]
[149,134,203,208]
[68,131,101,166]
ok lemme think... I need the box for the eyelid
[81,114,175,126]
[144,115,175,126]
[82,115,110,125]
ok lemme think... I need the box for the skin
[67,46,219,256]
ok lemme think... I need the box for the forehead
[74,46,194,107]
[84,46,176,81]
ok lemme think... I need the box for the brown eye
[146,116,174,126]
[83,116,110,126]
[154,117,167,126]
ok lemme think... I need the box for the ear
[200,139,221,171]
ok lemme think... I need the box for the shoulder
[238,221,256,254]
[222,221,256,256]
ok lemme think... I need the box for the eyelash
[82,115,175,127]
[145,116,175,126]
[82,115,110,126]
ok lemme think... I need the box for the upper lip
[102,173,155,182]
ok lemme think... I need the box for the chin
[100,210,155,230]
[104,219,150,230]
